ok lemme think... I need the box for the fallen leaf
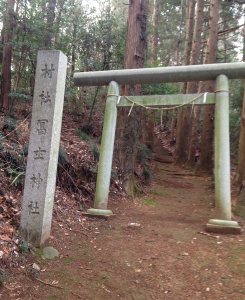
[0,234,11,242]
[32,263,40,271]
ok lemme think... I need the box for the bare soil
[1,162,245,300]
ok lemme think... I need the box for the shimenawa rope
[107,89,229,116]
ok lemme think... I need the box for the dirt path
[1,162,245,300]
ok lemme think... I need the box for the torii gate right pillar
[206,74,241,234]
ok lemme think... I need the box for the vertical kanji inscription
[36,119,48,135]
[39,91,51,105]
[41,64,55,79]
[34,147,46,160]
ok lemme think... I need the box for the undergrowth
[142,167,153,181]
[76,129,90,141]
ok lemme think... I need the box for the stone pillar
[20,50,67,247]
[206,74,241,234]
[87,81,119,218]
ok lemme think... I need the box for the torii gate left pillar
[86,81,119,218]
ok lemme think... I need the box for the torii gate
[73,62,243,234]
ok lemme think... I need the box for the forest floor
[0,161,245,300]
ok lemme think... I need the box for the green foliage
[76,129,90,141]
[91,144,100,161]
[229,79,244,159]
[97,136,102,144]
[7,168,25,186]
[82,133,90,141]
[9,92,32,104]
[4,117,17,132]
[47,296,57,300]
[142,82,179,96]
[143,197,158,207]
[0,118,26,187]
[81,124,93,135]
[0,0,127,111]
[142,167,153,181]
[230,80,244,110]
[0,140,26,177]
[0,269,8,285]
[230,108,241,159]
[138,142,152,164]
[19,239,28,254]
[23,143,29,156]
[87,164,98,178]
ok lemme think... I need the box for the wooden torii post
[73,62,244,234]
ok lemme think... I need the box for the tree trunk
[146,111,154,151]
[186,0,204,94]
[121,0,149,95]
[176,0,184,66]
[0,0,15,111]
[180,0,195,93]
[116,0,149,198]
[233,8,245,217]
[151,0,158,65]
[71,24,77,73]
[44,0,57,49]
[174,109,183,161]
[233,86,245,217]
[184,0,205,169]
[170,108,176,144]
[195,0,219,175]
[148,0,158,155]
[53,0,64,49]
[174,0,195,165]
[14,46,28,93]
[0,26,4,65]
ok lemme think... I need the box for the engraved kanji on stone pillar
[20,51,67,247]
[39,91,51,105]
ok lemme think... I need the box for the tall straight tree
[151,0,158,65]
[234,7,245,217]
[122,0,149,95]
[175,0,184,66]
[44,0,57,49]
[181,0,195,93]
[185,0,205,169]
[116,0,149,198]
[0,0,15,111]
[147,0,158,152]
[195,0,219,175]
[174,0,195,164]
[53,0,65,49]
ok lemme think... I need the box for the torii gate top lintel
[73,62,245,87]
